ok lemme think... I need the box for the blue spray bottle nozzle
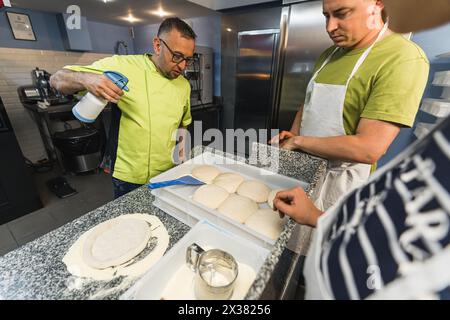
[103,71,129,91]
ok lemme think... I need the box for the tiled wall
[0,47,111,162]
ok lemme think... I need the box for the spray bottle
[72,71,129,123]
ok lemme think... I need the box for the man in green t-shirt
[50,18,195,199]
[270,0,429,211]
[272,0,450,300]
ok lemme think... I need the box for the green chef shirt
[313,33,430,136]
[65,54,192,184]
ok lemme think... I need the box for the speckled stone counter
[0,144,327,300]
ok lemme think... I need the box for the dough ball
[267,189,283,209]
[237,180,271,203]
[218,194,258,223]
[213,172,245,193]
[193,184,229,209]
[191,165,221,184]
[82,218,151,269]
[245,209,286,240]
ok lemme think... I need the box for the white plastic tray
[120,220,270,300]
[421,98,450,118]
[151,151,307,249]
[433,71,450,87]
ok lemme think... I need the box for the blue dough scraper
[148,175,205,190]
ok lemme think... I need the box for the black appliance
[17,68,103,175]
[19,68,71,105]
[0,97,42,224]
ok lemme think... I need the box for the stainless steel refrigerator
[234,29,280,131]
[233,0,333,132]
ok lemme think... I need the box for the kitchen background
[1,0,449,256]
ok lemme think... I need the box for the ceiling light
[151,7,171,17]
[226,28,232,32]
[122,13,140,23]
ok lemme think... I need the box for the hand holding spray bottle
[72,71,129,123]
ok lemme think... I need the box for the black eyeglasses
[159,38,195,66]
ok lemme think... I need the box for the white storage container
[421,98,450,118]
[433,71,450,87]
[151,151,307,249]
[120,220,270,300]
[442,87,450,100]
[437,52,450,60]
[414,122,436,140]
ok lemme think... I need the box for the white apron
[300,23,389,211]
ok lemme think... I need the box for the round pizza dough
[193,184,229,209]
[218,194,258,223]
[237,180,271,203]
[245,209,286,240]
[63,214,170,280]
[213,172,245,193]
[267,189,283,209]
[191,165,221,184]
[82,218,151,269]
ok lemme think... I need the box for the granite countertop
[0,144,327,300]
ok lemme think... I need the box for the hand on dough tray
[273,187,323,227]
[279,136,302,151]
[269,130,295,145]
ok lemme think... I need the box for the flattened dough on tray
[191,165,221,184]
[213,172,245,193]
[237,180,271,203]
[245,209,286,240]
[218,194,258,223]
[193,184,229,209]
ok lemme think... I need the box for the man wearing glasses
[50,18,196,198]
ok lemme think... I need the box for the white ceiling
[10,0,220,26]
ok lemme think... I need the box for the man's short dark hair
[157,17,197,40]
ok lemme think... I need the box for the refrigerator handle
[269,7,290,129]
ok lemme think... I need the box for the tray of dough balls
[151,151,308,249]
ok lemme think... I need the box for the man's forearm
[289,118,400,164]
[293,135,378,164]
[50,69,89,95]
